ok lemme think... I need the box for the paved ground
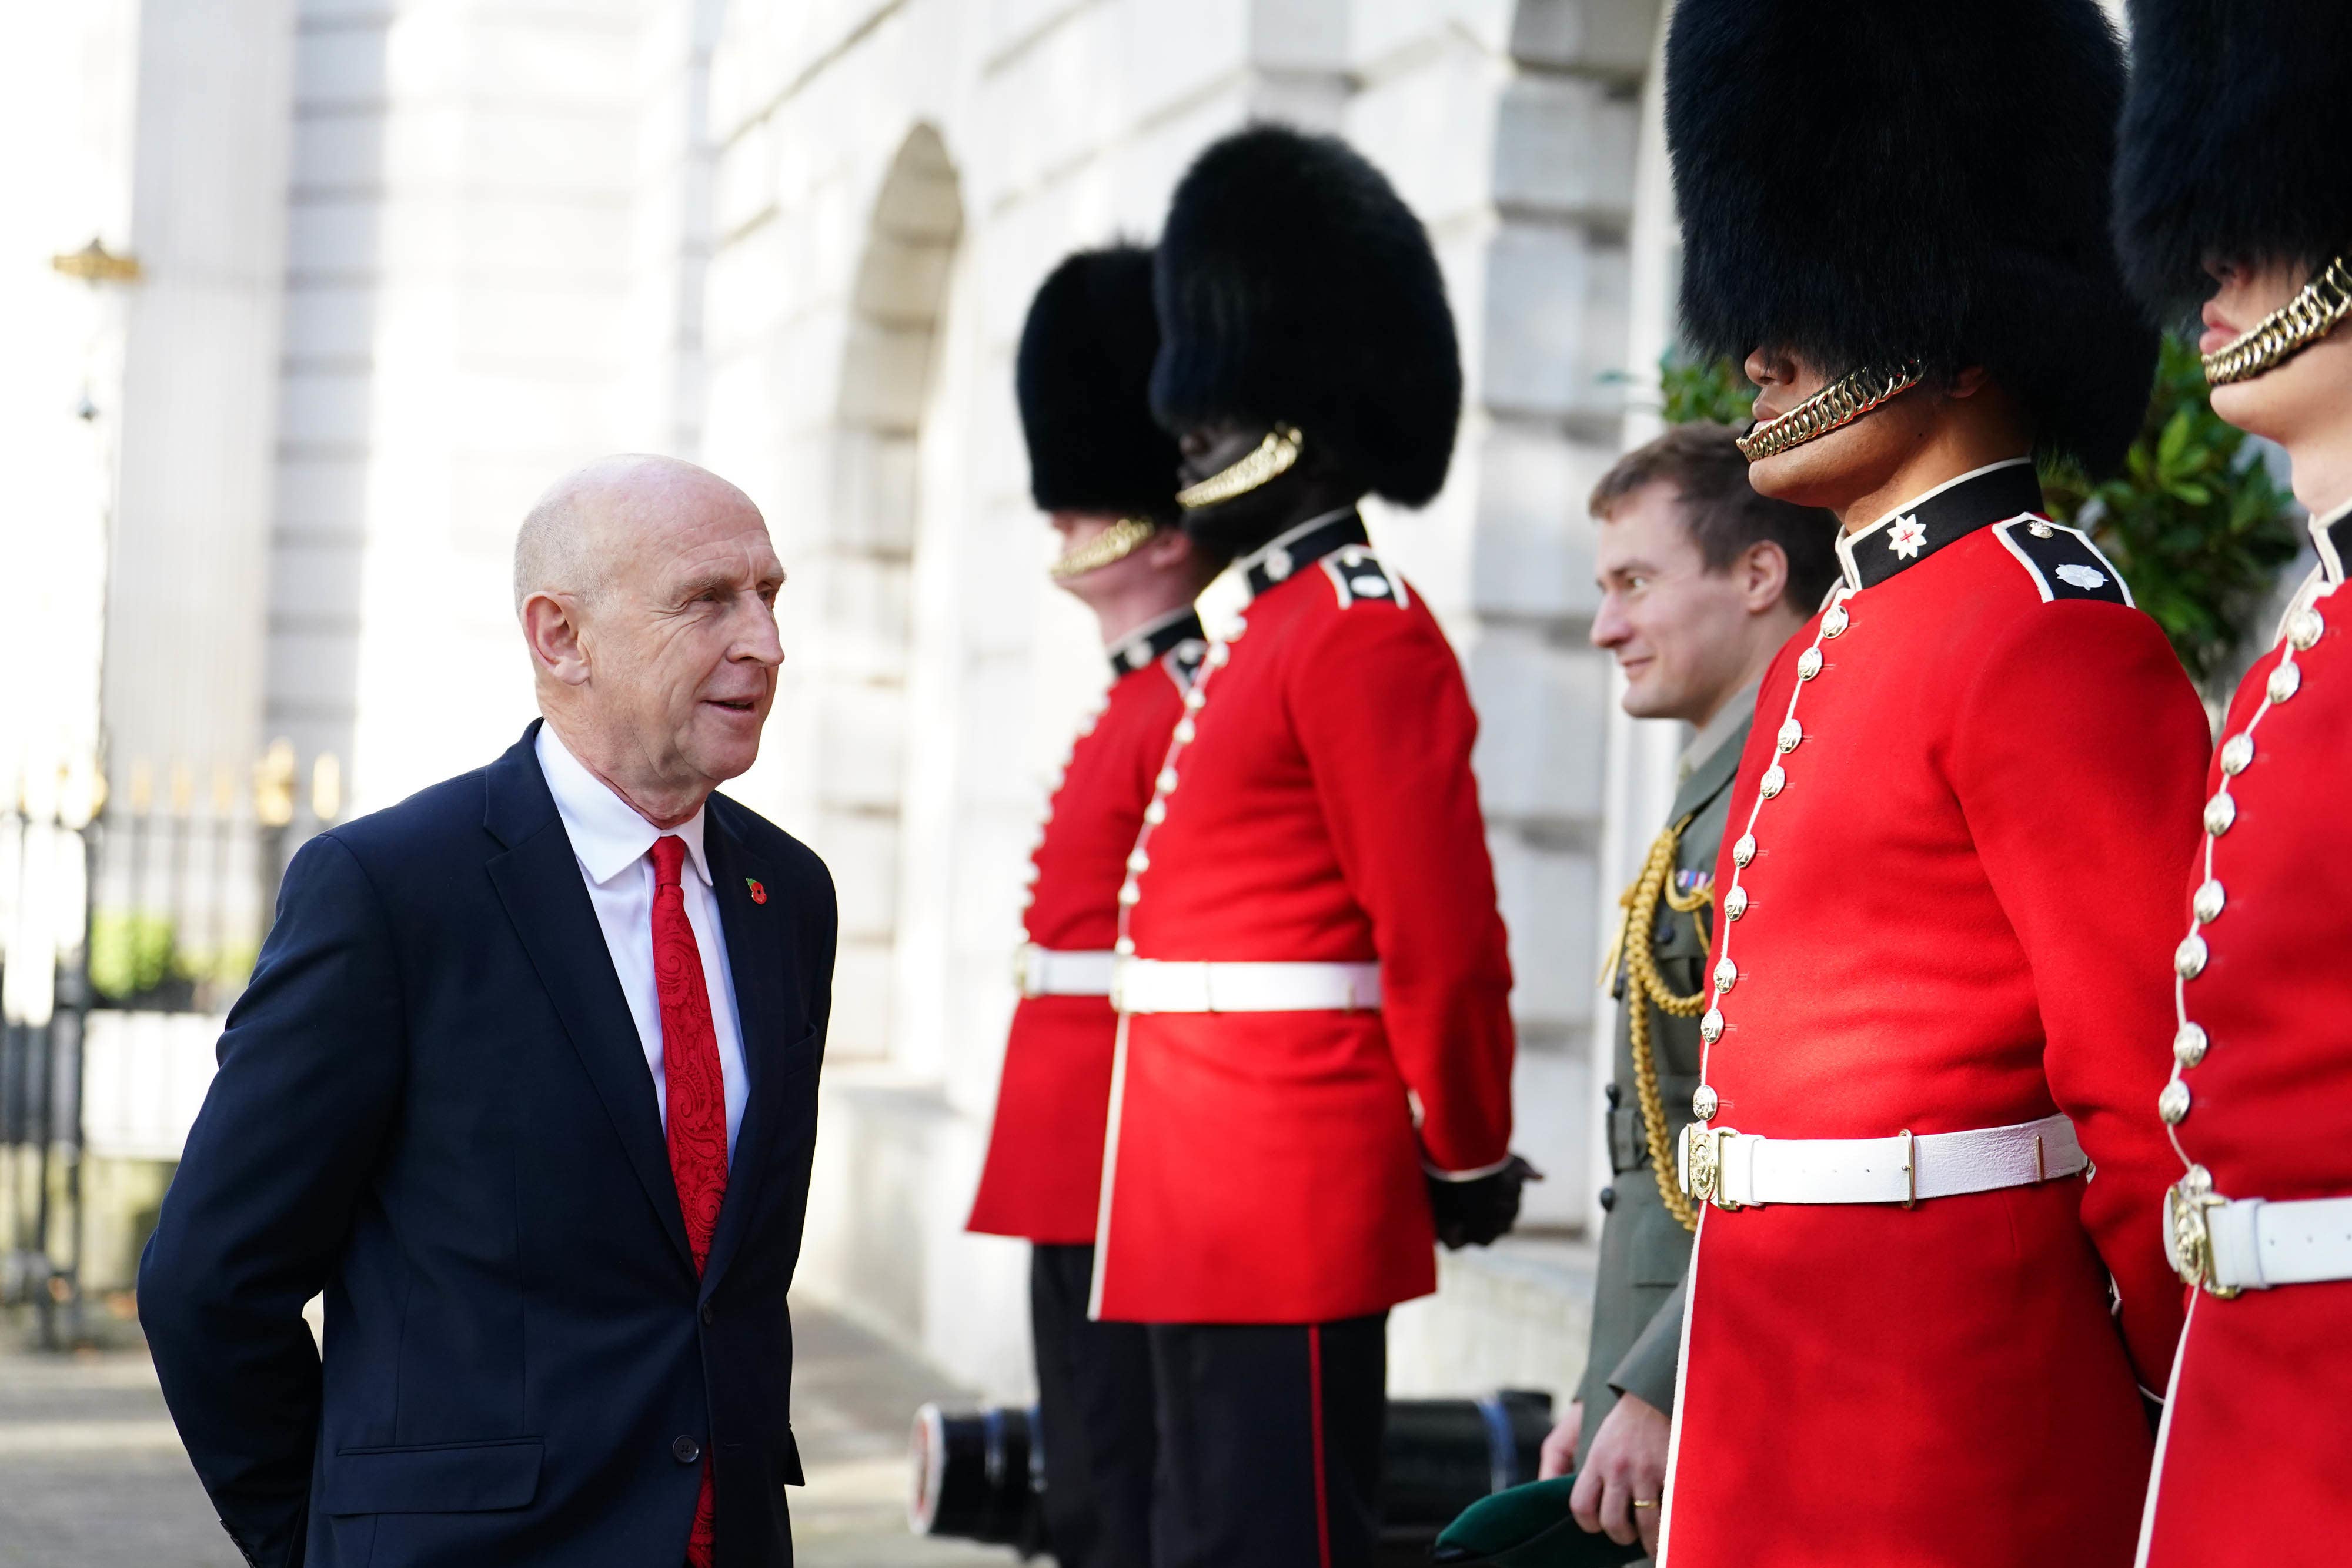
[0,1302,1017,1568]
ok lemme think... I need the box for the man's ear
[1142,524,1190,568]
[1947,365,1992,399]
[1741,541,1791,614]
[522,591,593,686]
[1147,524,1221,582]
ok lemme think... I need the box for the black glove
[1426,1154,1542,1250]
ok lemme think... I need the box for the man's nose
[1590,594,1627,649]
[737,603,785,667]
[1742,347,1786,389]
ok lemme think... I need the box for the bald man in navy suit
[141,456,836,1568]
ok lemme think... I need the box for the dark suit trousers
[1145,1313,1386,1568]
[1031,1244,1156,1568]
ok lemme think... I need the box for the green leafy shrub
[2040,336,2301,684]
[87,911,256,1004]
[1659,352,1758,427]
[89,911,180,1001]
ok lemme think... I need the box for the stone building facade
[23,0,1699,1400]
[690,0,1683,1396]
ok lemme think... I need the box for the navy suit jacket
[141,724,836,1568]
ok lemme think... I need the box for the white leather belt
[1012,945,1117,998]
[1112,958,1382,1014]
[2168,1189,2352,1294]
[1676,1112,2084,1210]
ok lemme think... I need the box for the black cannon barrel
[909,1390,1551,1562]
[908,1403,1046,1551]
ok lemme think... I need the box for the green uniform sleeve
[1607,1270,1687,1415]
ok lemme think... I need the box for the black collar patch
[1991,518,2133,606]
[1837,460,2044,591]
[1239,509,1369,599]
[1109,607,1208,678]
[2314,502,2352,586]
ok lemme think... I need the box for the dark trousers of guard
[1033,1245,1388,1568]
[1032,1245,1158,1568]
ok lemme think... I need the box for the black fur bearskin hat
[1015,246,1182,520]
[2115,0,2352,321]
[1666,0,2154,475]
[1150,124,1461,507]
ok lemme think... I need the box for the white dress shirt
[536,724,749,1159]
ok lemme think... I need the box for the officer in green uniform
[1440,423,1835,1566]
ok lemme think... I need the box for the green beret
[1431,1476,1646,1566]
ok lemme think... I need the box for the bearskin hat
[1150,125,1461,507]
[2115,0,2352,321]
[1665,0,2154,476]
[1014,246,1182,519]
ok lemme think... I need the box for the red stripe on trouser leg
[1308,1324,1331,1568]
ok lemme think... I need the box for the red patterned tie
[651,835,727,1568]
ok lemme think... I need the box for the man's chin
[1617,683,1674,722]
[688,711,766,784]
[1743,437,1843,506]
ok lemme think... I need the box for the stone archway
[814,125,964,1061]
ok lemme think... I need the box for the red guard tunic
[967,610,1205,1243]
[1092,510,1516,1323]
[2138,507,2352,1567]
[1657,462,2210,1568]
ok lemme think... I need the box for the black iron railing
[1,743,340,1345]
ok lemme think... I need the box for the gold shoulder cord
[1611,814,1714,1232]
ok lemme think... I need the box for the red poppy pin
[745,877,767,905]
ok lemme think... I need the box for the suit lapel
[698,803,786,1293]
[483,727,694,1276]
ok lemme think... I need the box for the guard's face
[1171,418,1321,556]
[1176,421,1268,487]
[2203,256,2352,504]
[1740,347,1955,521]
[1048,510,1204,607]
[1591,480,1780,724]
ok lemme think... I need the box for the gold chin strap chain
[1734,360,1925,463]
[1048,516,1157,580]
[1174,424,1304,510]
[1611,814,1715,1233]
[2203,255,2352,386]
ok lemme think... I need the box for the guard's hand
[1536,1399,1583,1480]
[1569,1392,1671,1555]
[1426,1154,1541,1249]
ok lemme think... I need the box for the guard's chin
[1176,467,1315,559]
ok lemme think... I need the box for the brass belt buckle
[1680,1124,1742,1212]
[2164,1167,2240,1299]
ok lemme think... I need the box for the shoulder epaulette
[1320,544,1411,610]
[1990,517,2133,606]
